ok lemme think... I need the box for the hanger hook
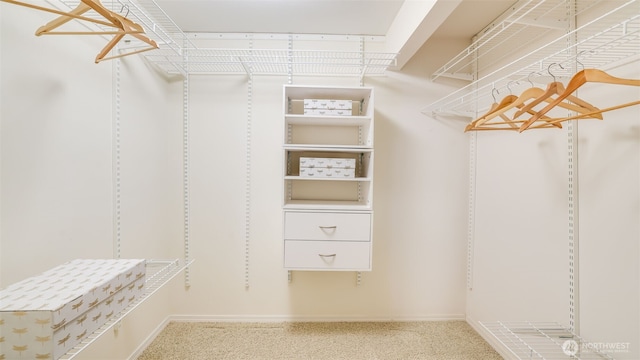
[576,50,591,71]
[491,87,498,103]
[120,3,130,17]
[548,63,564,82]
[527,72,542,87]
[506,80,518,94]
[527,72,535,87]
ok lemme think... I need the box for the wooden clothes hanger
[544,99,640,126]
[512,81,602,120]
[464,93,561,132]
[512,67,601,120]
[519,68,640,132]
[34,0,123,35]
[466,84,568,132]
[465,104,518,131]
[466,118,563,131]
[1,0,158,62]
[465,88,516,131]
[465,69,605,132]
[94,11,158,63]
[1,0,116,30]
[467,84,521,126]
[37,0,157,62]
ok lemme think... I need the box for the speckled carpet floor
[136,321,503,360]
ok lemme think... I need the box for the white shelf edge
[285,145,373,149]
[284,145,373,151]
[285,176,372,182]
[60,258,195,360]
[284,84,375,95]
[284,267,372,272]
[285,115,372,123]
[283,203,372,211]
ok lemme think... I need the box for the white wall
[168,59,471,320]
[1,5,180,359]
[575,63,640,359]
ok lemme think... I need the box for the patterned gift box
[303,99,352,110]
[0,259,146,360]
[300,157,356,178]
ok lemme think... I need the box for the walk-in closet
[1,0,638,359]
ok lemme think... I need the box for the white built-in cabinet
[283,85,374,271]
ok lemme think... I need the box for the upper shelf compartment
[284,86,374,148]
[285,85,374,117]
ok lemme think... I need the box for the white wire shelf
[482,321,617,359]
[424,0,640,118]
[143,47,398,76]
[59,258,194,360]
[48,0,397,76]
[52,0,190,58]
[431,0,604,82]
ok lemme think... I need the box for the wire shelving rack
[481,321,618,359]
[51,0,398,76]
[423,0,640,117]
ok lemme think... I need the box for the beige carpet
[136,321,503,360]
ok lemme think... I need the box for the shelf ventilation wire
[423,0,640,118]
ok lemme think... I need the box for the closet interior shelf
[50,0,398,76]
[59,258,194,360]
[423,0,640,118]
[481,321,616,359]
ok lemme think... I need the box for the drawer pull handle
[318,254,336,258]
[319,226,337,229]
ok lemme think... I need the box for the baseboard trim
[169,314,466,323]
[127,316,172,360]
[127,313,467,359]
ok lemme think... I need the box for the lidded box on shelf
[0,259,146,360]
[299,157,356,178]
[303,99,354,116]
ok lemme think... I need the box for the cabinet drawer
[284,240,371,270]
[284,212,371,241]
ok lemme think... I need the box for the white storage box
[303,109,353,116]
[299,157,356,178]
[299,167,355,178]
[0,259,146,360]
[303,99,353,110]
[300,157,355,169]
